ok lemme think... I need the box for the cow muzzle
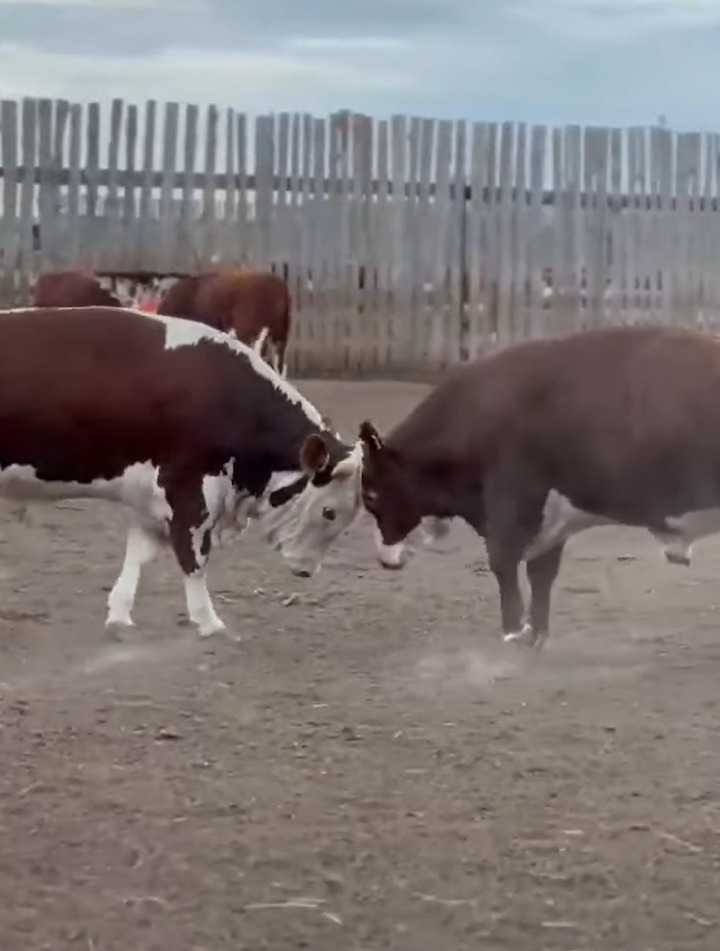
[285,555,318,579]
[374,528,407,570]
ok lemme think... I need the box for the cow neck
[385,374,466,468]
[235,377,343,499]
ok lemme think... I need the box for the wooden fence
[2,97,720,375]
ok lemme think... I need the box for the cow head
[359,420,434,570]
[254,432,363,577]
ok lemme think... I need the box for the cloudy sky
[0,0,717,132]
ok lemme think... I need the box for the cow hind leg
[106,522,161,631]
[525,543,565,650]
[164,479,226,638]
[483,470,547,647]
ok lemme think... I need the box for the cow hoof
[503,623,536,648]
[664,549,690,567]
[105,617,134,640]
[197,620,227,638]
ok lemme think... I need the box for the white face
[255,444,363,577]
[371,517,451,570]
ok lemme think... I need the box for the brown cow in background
[28,266,293,377]
[157,268,292,378]
[30,268,163,311]
[31,268,123,308]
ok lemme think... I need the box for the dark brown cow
[157,268,292,377]
[31,268,123,308]
[358,324,720,649]
[0,306,362,637]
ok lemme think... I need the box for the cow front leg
[106,522,161,630]
[483,470,546,647]
[164,479,226,638]
[525,543,565,650]
[487,550,529,644]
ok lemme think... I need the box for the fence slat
[18,98,38,288]
[102,98,123,269]
[449,119,466,365]
[222,108,236,267]
[374,118,391,369]
[430,119,452,365]
[136,100,156,270]
[158,102,179,272]
[180,103,198,271]
[236,113,248,263]
[388,115,408,369]
[512,122,528,339]
[201,104,218,265]
[308,116,327,373]
[527,124,547,337]
[121,102,138,269]
[0,100,19,294]
[496,121,515,344]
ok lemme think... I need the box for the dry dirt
[1,379,720,951]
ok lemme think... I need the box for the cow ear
[359,420,383,453]
[300,433,330,475]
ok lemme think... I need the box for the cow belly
[0,460,172,523]
[524,490,720,566]
[651,508,720,565]
[523,490,612,561]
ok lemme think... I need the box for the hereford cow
[30,268,163,311]
[0,306,362,637]
[31,268,123,308]
[157,268,291,377]
[358,325,720,649]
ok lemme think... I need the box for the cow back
[32,269,122,308]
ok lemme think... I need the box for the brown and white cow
[358,324,720,649]
[30,268,163,311]
[31,268,124,308]
[156,268,292,378]
[0,306,362,637]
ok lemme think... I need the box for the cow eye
[322,506,336,522]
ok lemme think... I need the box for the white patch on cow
[0,457,244,635]
[190,466,235,566]
[105,461,245,632]
[106,523,161,628]
[184,571,226,637]
[373,526,406,569]
[145,310,324,429]
[524,493,720,567]
[253,443,363,577]
[0,459,172,516]
[651,507,720,566]
[503,623,536,645]
[523,491,611,562]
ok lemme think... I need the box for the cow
[358,324,720,650]
[30,268,164,312]
[0,306,363,638]
[156,268,292,378]
[31,268,124,308]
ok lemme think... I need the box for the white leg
[183,571,226,637]
[106,523,160,628]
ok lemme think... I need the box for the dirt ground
[1,379,720,951]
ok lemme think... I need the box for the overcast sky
[0,0,717,131]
